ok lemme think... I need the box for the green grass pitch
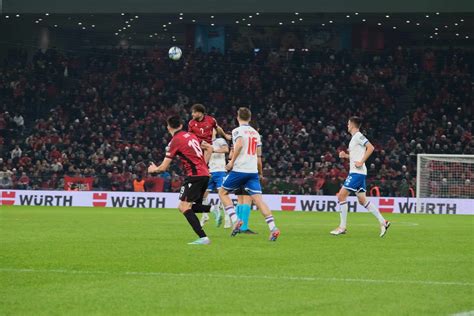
[1,206,473,315]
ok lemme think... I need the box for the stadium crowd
[0,46,472,197]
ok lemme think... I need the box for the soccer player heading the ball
[188,104,232,163]
[331,116,391,237]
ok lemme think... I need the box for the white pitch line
[451,311,474,316]
[287,222,419,227]
[0,268,472,287]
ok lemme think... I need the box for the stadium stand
[0,47,472,195]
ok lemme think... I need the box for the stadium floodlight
[416,154,474,212]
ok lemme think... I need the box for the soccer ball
[168,46,182,61]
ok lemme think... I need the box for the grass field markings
[451,311,474,316]
[1,267,472,287]
[285,221,419,227]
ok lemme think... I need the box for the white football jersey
[208,138,228,173]
[232,125,261,173]
[349,131,369,175]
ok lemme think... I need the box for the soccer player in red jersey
[148,116,213,245]
[188,104,231,163]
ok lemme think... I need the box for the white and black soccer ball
[168,46,182,61]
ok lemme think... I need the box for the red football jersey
[165,131,210,177]
[188,115,218,144]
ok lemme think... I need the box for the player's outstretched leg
[357,193,391,237]
[331,188,350,235]
[178,201,210,245]
[218,187,243,236]
[250,194,279,241]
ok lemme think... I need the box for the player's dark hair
[191,103,206,114]
[167,116,182,129]
[349,116,362,128]
[238,107,252,121]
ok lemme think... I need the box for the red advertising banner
[145,177,164,192]
[64,177,94,191]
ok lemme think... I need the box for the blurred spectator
[133,175,145,192]
[0,171,13,189]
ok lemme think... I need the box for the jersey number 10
[247,137,257,155]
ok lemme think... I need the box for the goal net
[416,154,474,213]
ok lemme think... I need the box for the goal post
[416,154,474,213]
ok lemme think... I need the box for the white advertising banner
[0,190,472,215]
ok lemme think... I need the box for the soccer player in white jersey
[331,116,391,237]
[200,130,229,227]
[219,107,280,241]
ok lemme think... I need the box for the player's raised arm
[216,125,232,141]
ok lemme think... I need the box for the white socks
[224,205,238,223]
[338,201,348,228]
[364,201,386,224]
[265,215,276,231]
